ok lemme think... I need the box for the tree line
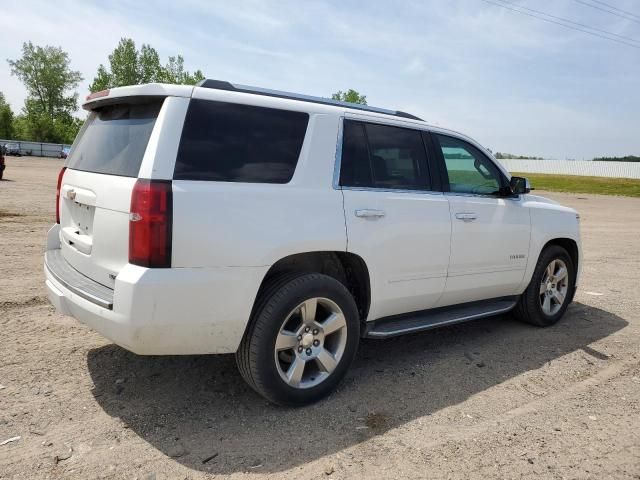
[493,152,543,160]
[1,38,367,145]
[593,156,640,162]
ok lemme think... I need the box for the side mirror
[509,176,531,195]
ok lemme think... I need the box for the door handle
[455,212,478,222]
[355,209,386,219]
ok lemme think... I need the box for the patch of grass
[512,172,640,198]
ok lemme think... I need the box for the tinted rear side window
[339,120,430,190]
[67,100,163,177]
[339,121,372,187]
[174,100,309,183]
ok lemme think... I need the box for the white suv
[45,80,581,405]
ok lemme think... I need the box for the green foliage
[512,172,640,198]
[331,89,367,105]
[593,156,640,162]
[494,152,543,160]
[0,92,14,138]
[8,42,82,121]
[90,64,111,93]
[159,55,205,85]
[90,38,205,91]
[7,42,83,143]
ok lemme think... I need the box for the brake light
[129,179,172,268]
[86,89,110,101]
[55,167,67,224]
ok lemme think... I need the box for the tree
[160,55,205,85]
[90,64,111,93]
[8,42,82,123]
[90,38,205,91]
[0,92,14,138]
[331,89,367,105]
[7,42,83,143]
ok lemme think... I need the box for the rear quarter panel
[171,113,346,268]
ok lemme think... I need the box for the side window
[339,120,430,190]
[435,134,503,195]
[174,100,309,183]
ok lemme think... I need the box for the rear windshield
[67,100,163,177]
[174,99,309,183]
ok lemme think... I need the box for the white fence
[1,139,71,158]
[497,159,640,179]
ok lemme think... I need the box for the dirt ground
[1,157,638,480]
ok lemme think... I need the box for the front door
[431,133,531,306]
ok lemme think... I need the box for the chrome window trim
[332,116,442,196]
[443,191,522,201]
[332,116,344,190]
[342,186,444,196]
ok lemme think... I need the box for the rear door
[431,133,531,306]
[340,118,451,320]
[59,99,165,288]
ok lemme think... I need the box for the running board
[364,297,518,339]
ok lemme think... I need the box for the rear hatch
[59,99,164,289]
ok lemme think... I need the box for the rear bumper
[44,233,268,355]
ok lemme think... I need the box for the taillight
[129,179,172,268]
[55,167,67,224]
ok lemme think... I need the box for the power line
[589,0,640,20]
[497,0,640,45]
[572,0,640,24]
[479,0,640,49]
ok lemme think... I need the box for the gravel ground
[1,157,639,479]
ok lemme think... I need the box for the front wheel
[236,273,360,406]
[514,245,575,327]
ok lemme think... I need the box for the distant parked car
[4,143,21,156]
[60,146,71,159]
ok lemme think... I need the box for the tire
[514,245,575,327]
[236,273,360,406]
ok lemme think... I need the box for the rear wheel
[514,245,575,327]
[236,273,360,406]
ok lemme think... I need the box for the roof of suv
[82,79,424,122]
[197,79,424,121]
[80,80,508,179]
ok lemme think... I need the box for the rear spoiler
[82,83,195,111]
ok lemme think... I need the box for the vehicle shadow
[87,302,627,474]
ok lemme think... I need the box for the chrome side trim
[45,250,114,310]
[332,116,344,190]
[444,191,522,201]
[341,186,444,196]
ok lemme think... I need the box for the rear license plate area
[70,201,95,236]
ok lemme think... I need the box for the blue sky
[1,0,639,159]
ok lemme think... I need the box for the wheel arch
[518,235,581,295]
[252,251,371,325]
[542,237,579,274]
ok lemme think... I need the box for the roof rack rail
[196,79,424,121]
